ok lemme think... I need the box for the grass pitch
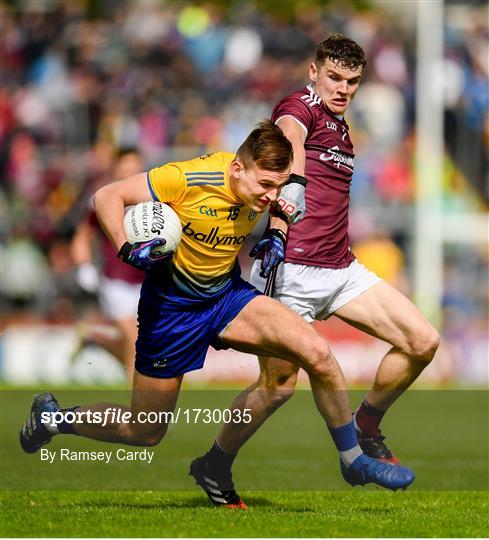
[1,490,487,538]
[1,387,488,537]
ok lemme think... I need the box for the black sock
[206,440,237,471]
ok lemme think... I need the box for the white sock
[44,414,60,434]
[339,445,363,467]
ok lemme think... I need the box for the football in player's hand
[123,201,182,256]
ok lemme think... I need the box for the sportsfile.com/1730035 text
[40,408,253,427]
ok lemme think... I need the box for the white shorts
[99,277,141,321]
[249,259,381,323]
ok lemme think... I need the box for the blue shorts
[135,275,261,378]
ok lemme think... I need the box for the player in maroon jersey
[71,148,144,380]
[192,33,439,506]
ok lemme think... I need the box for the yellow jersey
[148,151,260,298]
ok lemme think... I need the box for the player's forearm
[270,213,288,233]
[289,138,306,177]
[276,117,307,177]
[93,184,127,252]
[270,138,306,234]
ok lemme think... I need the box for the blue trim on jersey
[147,172,159,201]
[187,177,224,184]
[185,171,224,186]
[186,181,225,186]
[185,171,224,176]
[147,261,241,307]
[170,264,236,300]
[187,177,224,181]
[135,274,261,378]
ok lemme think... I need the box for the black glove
[249,228,287,278]
[118,239,173,271]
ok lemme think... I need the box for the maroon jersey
[272,85,355,269]
[87,206,142,284]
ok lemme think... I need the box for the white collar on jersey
[306,84,344,121]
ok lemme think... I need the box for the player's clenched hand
[249,228,287,278]
[117,239,173,271]
[274,174,307,225]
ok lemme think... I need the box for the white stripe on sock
[340,445,363,467]
[44,413,60,434]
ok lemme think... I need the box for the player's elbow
[93,183,112,213]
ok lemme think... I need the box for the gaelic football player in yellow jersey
[19,121,414,508]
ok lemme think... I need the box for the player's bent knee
[274,371,298,391]
[302,338,336,379]
[132,431,166,447]
[267,373,298,404]
[255,369,298,409]
[127,425,168,446]
[409,325,440,363]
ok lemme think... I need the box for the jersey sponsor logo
[182,222,250,249]
[325,121,337,130]
[199,205,218,217]
[319,146,354,172]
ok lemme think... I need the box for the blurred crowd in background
[1,0,487,370]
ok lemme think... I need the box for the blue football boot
[19,392,60,454]
[341,453,415,491]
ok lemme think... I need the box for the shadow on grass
[49,495,281,511]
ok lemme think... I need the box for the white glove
[77,263,101,293]
[275,174,307,224]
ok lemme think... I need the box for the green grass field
[1,387,488,537]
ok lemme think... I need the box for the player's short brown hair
[237,120,293,172]
[315,33,366,71]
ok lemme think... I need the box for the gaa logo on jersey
[199,205,218,218]
[248,210,257,221]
